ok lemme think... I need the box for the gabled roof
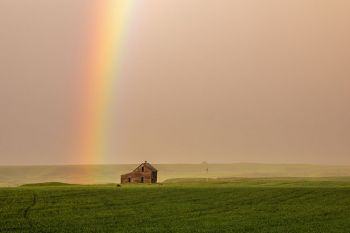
[133,161,157,172]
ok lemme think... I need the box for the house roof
[133,161,158,172]
[121,161,158,176]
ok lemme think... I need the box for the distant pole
[206,167,209,182]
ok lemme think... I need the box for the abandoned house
[121,161,158,184]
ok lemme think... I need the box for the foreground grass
[1,179,350,233]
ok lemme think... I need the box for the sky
[0,0,350,165]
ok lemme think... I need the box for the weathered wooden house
[121,161,157,184]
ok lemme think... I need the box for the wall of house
[120,165,157,184]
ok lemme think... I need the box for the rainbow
[76,0,134,165]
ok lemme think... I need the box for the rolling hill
[1,163,350,186]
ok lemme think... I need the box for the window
[141,177,144,183]
[141,166,144,172]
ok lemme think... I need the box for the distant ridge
[1,163,350,186]
[21,182,76,187]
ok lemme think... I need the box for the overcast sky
[1,0,350,165]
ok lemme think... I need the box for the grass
[1,178,350,233]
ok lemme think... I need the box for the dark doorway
[141,177,144,183]
[128,178,131,183]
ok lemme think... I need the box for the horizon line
[1,162,350,167]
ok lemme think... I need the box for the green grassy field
[1,178,350,233]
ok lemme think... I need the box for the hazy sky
[1,0,350,165]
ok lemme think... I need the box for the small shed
[121,161,157,184]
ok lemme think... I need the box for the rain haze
[0,0,350,165]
